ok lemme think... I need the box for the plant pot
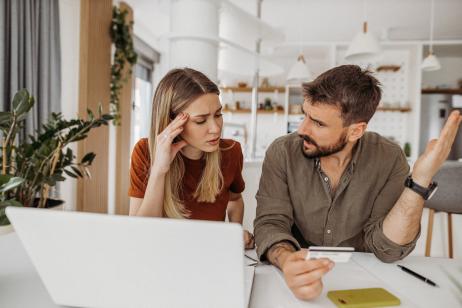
[32,198,64,209]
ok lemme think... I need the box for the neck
[181,145,203,160]
[320,140,357,168]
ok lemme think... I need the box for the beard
[299,131,348,159]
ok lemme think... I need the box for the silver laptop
[6,207,254,308]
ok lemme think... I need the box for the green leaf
[0,200,24,226]
[98,104,103,117]
[0,207,9,226]
[64,169,78,178]
[84,167,92,179]
[0,112,11,125]
[87,108,94,121]
[102,114,114,121]
[71,135,88,142]
[81,152,96,164]
[12,89,34,116]
[71,166,83,177]
[0,176,24,193]
[50,174,66,182]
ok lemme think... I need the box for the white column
[169,0,219,81]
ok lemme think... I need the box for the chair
[424,161,462,258]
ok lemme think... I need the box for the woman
[128,68,254,249]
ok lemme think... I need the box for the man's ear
[347,122,367,142]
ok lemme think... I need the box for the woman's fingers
[157,113,189,144]
[166,112,189,132]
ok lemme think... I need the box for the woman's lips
[207,137,220,145]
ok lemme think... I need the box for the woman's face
[180,93,223,154]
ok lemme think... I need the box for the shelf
[377,107,411,112]
[221,86,286,93]
[223,108,284,114]
[376,65,401,72]
[421,88,462,95]
[287,108,411,114]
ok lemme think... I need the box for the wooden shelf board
[376,65,401,72]
[377,107,411,112]
[422,88,462,95]
[223,109,284,114]
[221,86,286,93]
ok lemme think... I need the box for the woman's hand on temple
[153,113,189,174]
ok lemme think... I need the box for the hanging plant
[110,6,138,125]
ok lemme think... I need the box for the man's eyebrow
[309,115,327,126]
[191,106,222,118]
[301,105,327,126]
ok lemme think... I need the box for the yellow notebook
[327,287,401,308]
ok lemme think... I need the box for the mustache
[299,134,318,147]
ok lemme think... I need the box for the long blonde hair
[149,68,224,218]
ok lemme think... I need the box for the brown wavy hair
[148,68,224,218]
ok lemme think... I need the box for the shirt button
[327,229,331,234]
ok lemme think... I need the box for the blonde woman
[128,68,254,249]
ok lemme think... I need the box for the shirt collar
[313,137,363,173]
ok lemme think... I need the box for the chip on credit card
[306,246,355,263]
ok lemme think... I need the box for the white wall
[59,0,80,211]
[422,57,462,89]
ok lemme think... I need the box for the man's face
[297,101,349,159]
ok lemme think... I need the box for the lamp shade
[421,53,441,71]
[345,23,381,62]
[287,54,311,82]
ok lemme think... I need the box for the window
[130,36,160,150]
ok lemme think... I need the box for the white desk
[1,233,461,308]
[249,253,462,308]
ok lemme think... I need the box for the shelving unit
[421,88,462,95]
[377,107,412,112]
[222,108,284,114]
[221,86,285,93]
[219,41,462,161]
[220,85,287,158]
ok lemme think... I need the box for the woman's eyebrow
[191,106,222,118]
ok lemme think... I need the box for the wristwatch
[404,175,438,200]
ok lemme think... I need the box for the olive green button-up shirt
[254,132,419,263]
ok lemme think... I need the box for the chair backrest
[424,161,462,214]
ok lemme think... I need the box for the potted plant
[0,89,113,233]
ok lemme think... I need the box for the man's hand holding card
[306,246,355,263]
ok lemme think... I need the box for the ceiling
[231,0,462,42]
[126,0,462,47]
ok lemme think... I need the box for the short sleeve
[229,142,245,194]
[128,139,151,198]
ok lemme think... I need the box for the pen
[397,265,439,287]
[244,254,258,263]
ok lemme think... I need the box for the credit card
[306,246,354,263]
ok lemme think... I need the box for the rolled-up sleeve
[363,151,419,263]
[254,141,300,261]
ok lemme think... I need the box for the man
[254,65,462,300]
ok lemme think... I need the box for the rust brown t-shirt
[128,138,245,221]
